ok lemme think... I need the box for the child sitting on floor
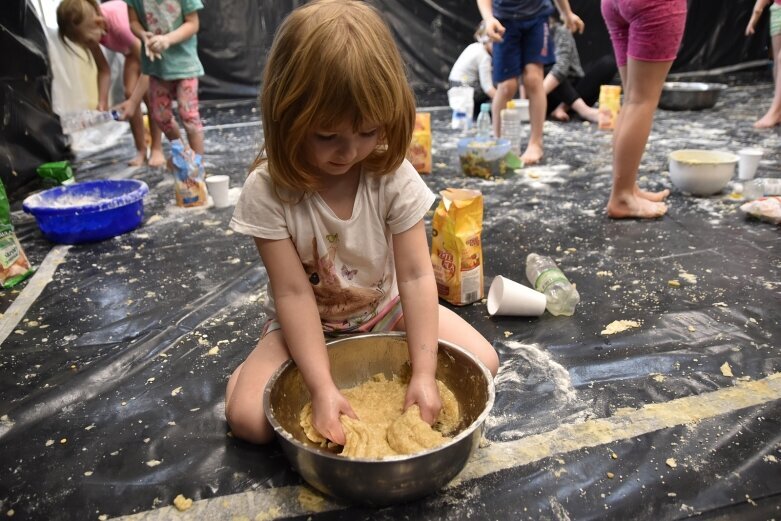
[224,0,499,445]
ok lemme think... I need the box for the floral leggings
[148,76,203,135]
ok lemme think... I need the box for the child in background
[225,0,499,445]
[124,0,205,159]
[477,0,584,165]
[543,14,617,123]
[57,0,164,167]
[602,0,687,219]
[746,0,781,128]
[449,22,496,120]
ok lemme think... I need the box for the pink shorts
[601,0,687,67]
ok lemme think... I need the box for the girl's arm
[477,0,505,42]
[114,40,148,120]
[392,220,442,424]
[255,236,357,445]
[747,0,772,35]
[147,11,199,54]
[88,42,112,111]
[552,0,585,34]
[478,53,496,98]
[127,5,146,43]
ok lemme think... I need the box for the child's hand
[142,32,162,61]
[404,374,442,425]
[112,100,134,121]
[311,386,358,446]
[148,35,171,54]
[564,13,585,34]
[484,17,505,43]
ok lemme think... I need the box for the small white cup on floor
[205,175,230,208]
[487,275,546,316]
[738,148,763,181]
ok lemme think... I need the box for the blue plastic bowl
[22,179,149,244]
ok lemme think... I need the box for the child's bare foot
[753,112,781,129]
[578,106,600,124]
[607,194,668,219]
[129,150,146,167]
[550,106,570,121]
[635,186,670,202]
[521,143,543,165]
[148,149,166,168]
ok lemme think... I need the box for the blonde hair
[474,21,489,43]
[56,0,100,52]
[252,0,416,195]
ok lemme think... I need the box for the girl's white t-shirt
[229,159,435,331]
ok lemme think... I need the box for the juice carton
[598,85,622,130]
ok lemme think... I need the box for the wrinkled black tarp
[1,73,779,520]
[0,0,71,200]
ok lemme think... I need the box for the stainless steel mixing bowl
[263,332,495,506]
[659,82,727,111]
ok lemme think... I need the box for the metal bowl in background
[659,82,727,111]
[264,332,495,506]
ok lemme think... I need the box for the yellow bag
[407,112,432,174]
[598,85,622,130]
[430,188,484,305]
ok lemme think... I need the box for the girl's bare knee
[225,401,275,444]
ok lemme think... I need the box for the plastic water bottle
[476,103,492,138]
[500,100,522,155]
[525,253,580,316]
[60,109,119,133]
[453,109,468,134]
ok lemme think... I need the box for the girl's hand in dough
[404,374,442,425]
[311,386,357,445]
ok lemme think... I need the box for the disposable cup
[486,275,546,317]
[205,175,230,208]
[738,148,763,180]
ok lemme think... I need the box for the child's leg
[437,305,498,376]
[521,62,545,165]
[176,77,204,155]
[394,306,499,376]
[145,93,165,167]
[148,77,183,143]
[755,33,781,128]
[606,58,673,219]
[225,329,291,444]
[123,54,147,166]
[492,77,519,139]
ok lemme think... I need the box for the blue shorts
[492,15,555,84]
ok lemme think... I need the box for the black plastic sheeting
[1,72,780,520]
[0,0,71,200]
[196,0,773,99]
[0,0,771,202]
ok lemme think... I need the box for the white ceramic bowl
[668,149,738,196]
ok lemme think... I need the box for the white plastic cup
[486,275,546,317]
[205,175,230,208]
[738,148,763,181]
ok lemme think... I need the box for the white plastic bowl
[668,149,738,196]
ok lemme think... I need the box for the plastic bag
[739,196,781,225]
[430,188,484,306]
[170,140,208,207]
[0,179,34,288]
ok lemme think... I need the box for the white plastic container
[668,149,738,196]
[500,100,522,155]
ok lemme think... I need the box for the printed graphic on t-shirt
[302,234,384,327]
[143,0,181,34]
